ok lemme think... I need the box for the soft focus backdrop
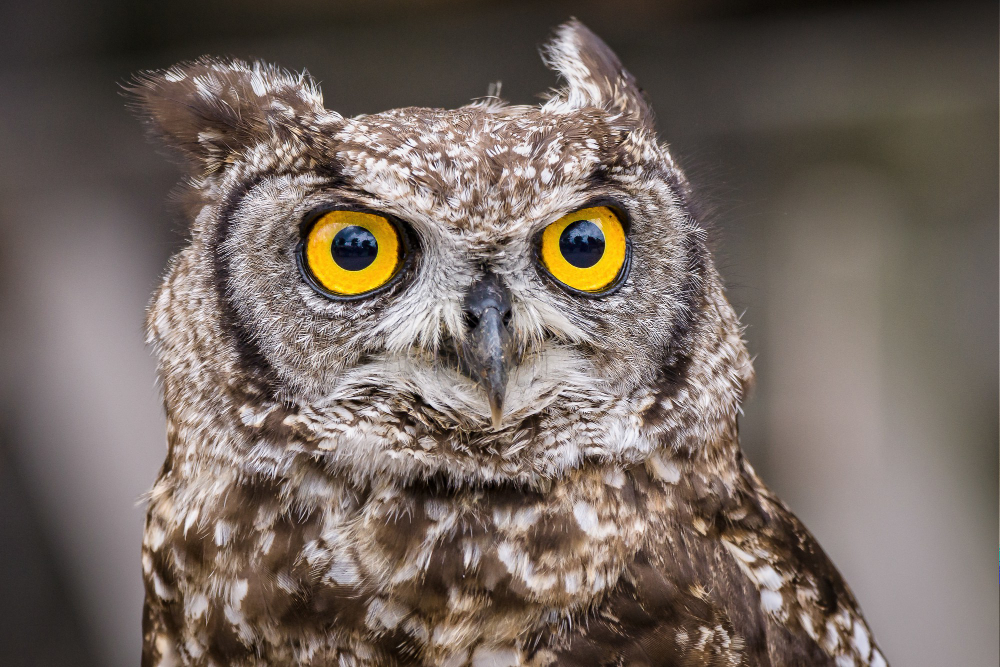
[0,1,996,665]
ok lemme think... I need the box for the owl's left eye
[538,205,630,294]
[299,210,403,298]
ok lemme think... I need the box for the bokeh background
[0,0,995,665]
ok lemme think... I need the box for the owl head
[132,20,753,486]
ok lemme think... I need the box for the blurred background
[0,0,995,665]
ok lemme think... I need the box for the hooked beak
[459,274,516,430]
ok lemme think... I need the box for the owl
[131,19,887,667]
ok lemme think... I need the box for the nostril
[463,306,512,333]
[463,273,513,332]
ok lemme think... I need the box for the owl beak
[460,274,515,430]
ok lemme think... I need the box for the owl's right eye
[299,210,403,298]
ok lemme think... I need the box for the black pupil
[331,226,378,271]
[559,219,605,268]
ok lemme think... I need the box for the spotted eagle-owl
[132,20,887,667]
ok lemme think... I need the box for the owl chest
[147,467,658,660]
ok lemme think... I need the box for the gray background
[0,1,995,665]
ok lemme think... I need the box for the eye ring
[296,207,412,301]
[535,203,632,298]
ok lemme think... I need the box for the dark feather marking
[212,172,279,392]
[642,224,708,423]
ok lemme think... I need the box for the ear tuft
[126,58,334,173]
[541,19,653,129]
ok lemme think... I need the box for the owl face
[135,21,748,484]
[224,107,696,407]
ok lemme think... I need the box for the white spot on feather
[852,620,872,660]
[572,502,599,533]
[365,597,408,630]
[147,523,166,550]
[186,593,209,619]
[471,646,520,667]
[646,452,681,484]
[759,589,783,614]
[154,634,179,667]
[799,612,817,640]
[722,540,757,564]
[327,552,361,586]
[754,564,782,591]
[213,521,231,546]
[151,571,174,600]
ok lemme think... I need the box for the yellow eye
[539,206,629,293]
[301,210,402,297]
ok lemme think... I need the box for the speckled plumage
[132,20,887,667]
